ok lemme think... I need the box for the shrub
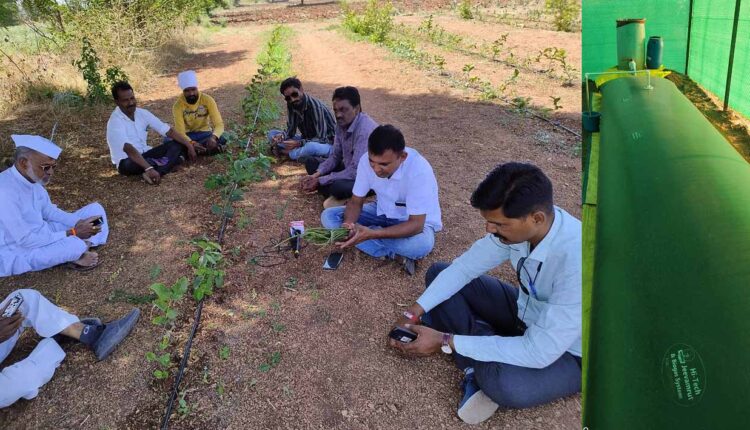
[545,0,580,32]
[72,37,127,102]
[458,0,474,20]
[341,0,394,43]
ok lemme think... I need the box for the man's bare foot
[73,251,99,268]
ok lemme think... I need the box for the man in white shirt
[0,289,140,408]
[320,124,441,275]
[0,135,108,276]
[106,81,197,185]
[389,163,581,424]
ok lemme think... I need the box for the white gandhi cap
[11,134,62,159]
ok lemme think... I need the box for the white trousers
[1,202,109,276]
[0,289,79,408]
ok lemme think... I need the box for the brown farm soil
[393,13,581,128]
[214,0,452,24]
[1,9,581,430]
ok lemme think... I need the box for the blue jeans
[320,202,435,260]
[267,129,332,160]
[424,262,582,409]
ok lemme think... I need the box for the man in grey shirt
[301,86,378,208]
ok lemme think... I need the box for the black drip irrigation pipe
[160,99,265,429]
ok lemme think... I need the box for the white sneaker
[457,371,499,424]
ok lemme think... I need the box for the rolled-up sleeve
[143,110,171,136]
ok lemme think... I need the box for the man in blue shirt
[389,163,581,424]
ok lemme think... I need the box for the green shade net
[689,0,750,116]
[583,0,750,119]
[582,0,690,74]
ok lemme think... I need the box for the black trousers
[117,141,186,176]
[424,262,582,409]
[305,158,355,200]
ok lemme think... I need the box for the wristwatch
[441,333,453,354]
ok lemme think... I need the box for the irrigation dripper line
[161,97,266,430]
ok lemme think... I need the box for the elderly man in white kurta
[0,135,108,277]
[0,289,140,408]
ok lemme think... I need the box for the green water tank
[616,18,646,70]
[584,76,750,428]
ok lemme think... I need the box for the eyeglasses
[516,257,542,299]
[40,163,56,173]
[514,257,542,334]
[284,91,300,102]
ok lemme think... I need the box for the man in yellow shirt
[168,70,226,155]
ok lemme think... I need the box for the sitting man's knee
[425,261,450,287]
[320,207,344,229]
[475,364,535,409]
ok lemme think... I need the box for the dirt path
[171,21,580,429]
[0,28,265,429]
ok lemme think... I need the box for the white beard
[24,164,50,186]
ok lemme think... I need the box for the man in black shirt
[267,77,336,162]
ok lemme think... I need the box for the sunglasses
[284,91,300,102]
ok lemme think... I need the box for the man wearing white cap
[106,81,196,185]
[0,135,108,276]
[169,70,226,155]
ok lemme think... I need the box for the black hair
[111,81,133,100]
[332,86,361,109]
[279,77,302,94]
[470,163,554,218]
[368,124,405,155]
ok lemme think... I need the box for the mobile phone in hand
[92,216,103,227]
[2,293,23,318]
[323,252,343,270]
[389,326,418,343]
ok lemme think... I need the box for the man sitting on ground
[0,289,140,408]
[168,70,227,155]
[0,135,108,276]
[106,81,196,185]
[389,163,581,424]
[321,125,441,275]
[301,86,378,208]
[267,77,335,161]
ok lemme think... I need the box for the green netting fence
[583,0,750,119]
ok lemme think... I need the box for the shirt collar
[345,112,363,134]
[10,165,35,189]
[292,94,309,115]
[114,106,135,122]
[388,148,409,181]
[525,207,562,263]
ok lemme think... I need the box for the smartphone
[388,326,418,343]
[92,216,104,227]
[323,252,343,270]
[2,293,23,318]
